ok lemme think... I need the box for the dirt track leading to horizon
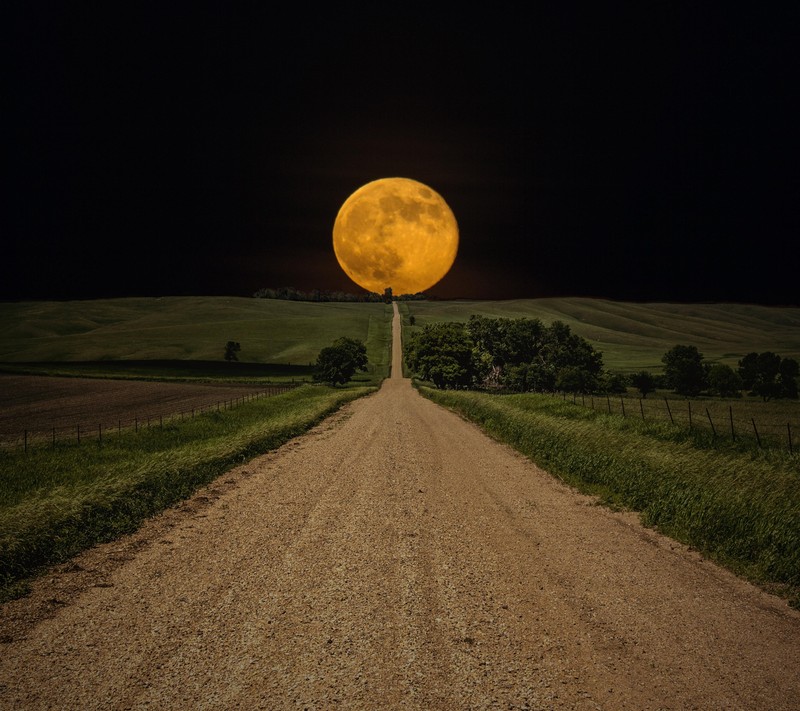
[1,304,799,709]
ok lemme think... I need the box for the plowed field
[0,375,285,446]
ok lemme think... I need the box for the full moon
[333,177,459,295]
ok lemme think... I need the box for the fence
[5,386,295,453]
[554,391,796,453]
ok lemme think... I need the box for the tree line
[643,345,799,401]
[253,286,427,303]
[404,316,799,400]
[405,316,605,391]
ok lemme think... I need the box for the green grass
[0,297,393,383]
[400,298,800,373]
[562,389,800,451]
[419,386,800,604]
[0,384,375,601]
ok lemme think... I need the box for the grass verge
[419,386,800,606]
[0,384,375,602]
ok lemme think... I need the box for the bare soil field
[0,374,284,446]
[1,307,798,709]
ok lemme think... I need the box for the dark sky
[4,5,798,304]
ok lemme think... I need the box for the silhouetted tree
[631,371,656,398]
[707,363,742,397]
[224,341,241,362]
[662,345,706,396]
[739,352,799,400]
[601,371,628,394]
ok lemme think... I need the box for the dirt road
[1,304,799,709]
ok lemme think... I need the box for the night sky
[5,5,798,304]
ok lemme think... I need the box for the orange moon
[332,177,459,295]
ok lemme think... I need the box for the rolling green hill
[0,297,393,382]
[399,298,800,373]
[1,296,798,379]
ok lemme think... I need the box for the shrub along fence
[555,390,796,453]
[6,386,296,453]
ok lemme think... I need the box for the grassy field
[0,384,375,601]
[557,390,800,452]
[420,387,800,605]
[4,295,797,379]
[399,298,800,373]
[0,297,393,383]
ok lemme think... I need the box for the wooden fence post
[706,408,717,439]
[789,423,794,454]
[24,429,27,453]
[729,406,735,441]
[620,397,626,418]
[135,416,138,432]
[640,398,645,419]
[688,401,693,430]
[98,423,102,445]
[752,418,762,448]
[606,395,611,414]
[52,427,56,447]
[77,424,81,444]
[664,397,674,424]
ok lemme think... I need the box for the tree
[739,352,799,400]
[557,366,598,394]
[662,345,706,396]
[707,363,742,397]
[466,316,602,392]
[383,287,393,304]
[224,341,241,362]
[779,358,799,399]
[404,322,484,389]
[631,370,656,398]
[313,337,368,386]
[601,371,628,394]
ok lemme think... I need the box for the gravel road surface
[1,304,798,709]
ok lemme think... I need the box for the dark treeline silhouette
[253,287,427,302]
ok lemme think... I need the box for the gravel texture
[1,304,798,709]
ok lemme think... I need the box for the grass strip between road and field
[419,386,800,605]
[0,384,375,602]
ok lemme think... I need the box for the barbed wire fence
[555,390,796,453]
[5,385,297,453]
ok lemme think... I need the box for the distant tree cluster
[404,316,605,391]
[657,345,798,400]
[738,351,799,401]
[253,287,428,302]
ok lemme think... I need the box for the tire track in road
[1,303,799,709]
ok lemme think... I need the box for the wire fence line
[554,390,797,453]
[5,385,296,453]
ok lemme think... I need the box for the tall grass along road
[2,304,799,709]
